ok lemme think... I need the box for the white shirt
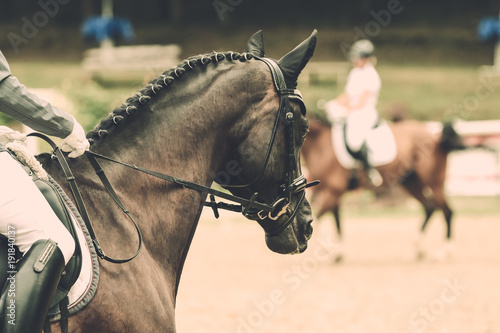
[344,63,381,112]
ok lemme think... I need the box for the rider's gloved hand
[0,126,27,145]
[59,116,90,158]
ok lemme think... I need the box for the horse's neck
[54,63,251,281]
[94,68,243,187]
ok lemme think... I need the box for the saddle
[0,150,99,330]
[0,154,82,303]
[343,118,382,162]
[332,118,397,170]
[31,172,83,309]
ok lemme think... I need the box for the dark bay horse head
[81,31,318,257]
[219,30,318,254]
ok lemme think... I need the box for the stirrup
[368,168,383,187]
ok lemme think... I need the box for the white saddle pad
[332,120,397,169]
[65,208,96,307]
[47,176,100,322]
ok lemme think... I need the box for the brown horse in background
[301,116,465,261]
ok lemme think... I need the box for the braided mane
[86,51,255,146]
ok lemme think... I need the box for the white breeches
[345,108,379,152]
[0,152,74,264]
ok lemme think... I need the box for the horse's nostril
[304,220,313,241]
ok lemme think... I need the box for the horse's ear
[277,29,317,88]
[245,30,265,57]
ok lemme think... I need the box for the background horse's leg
[310,189,344,263]
[331,204,343,263]
[400,170,437,260]
[428,181,454,261]
[425,146,455,261]
[428,183,453,239]
[332,205,341,239]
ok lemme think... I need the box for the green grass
[337,190,500,219]
[8,61,84,88]
[2,60,499,129]
[301,63,500,122]
[3,61,144,131]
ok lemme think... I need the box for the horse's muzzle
[264,199,313,254]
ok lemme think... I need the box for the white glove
[60,117,90,158]
[0,126,27,145]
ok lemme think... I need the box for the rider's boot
[0,239,65,333]
[358,144,383,187]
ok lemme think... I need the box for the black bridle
[217,56,320,235]
[32,56,318,263]
[87,57,318,234]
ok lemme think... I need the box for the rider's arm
[0,51,89,157]
[0,51,74,138]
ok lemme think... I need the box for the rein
[85,151,283,215]
[85,150,316,237]
[28,133,142,264]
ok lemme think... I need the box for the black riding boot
[358,144,382,187]
[0,239,65,333]
[357,144,371,172]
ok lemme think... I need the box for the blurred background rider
[328,39,382,186]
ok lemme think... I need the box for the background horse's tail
[440,122,466,153]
